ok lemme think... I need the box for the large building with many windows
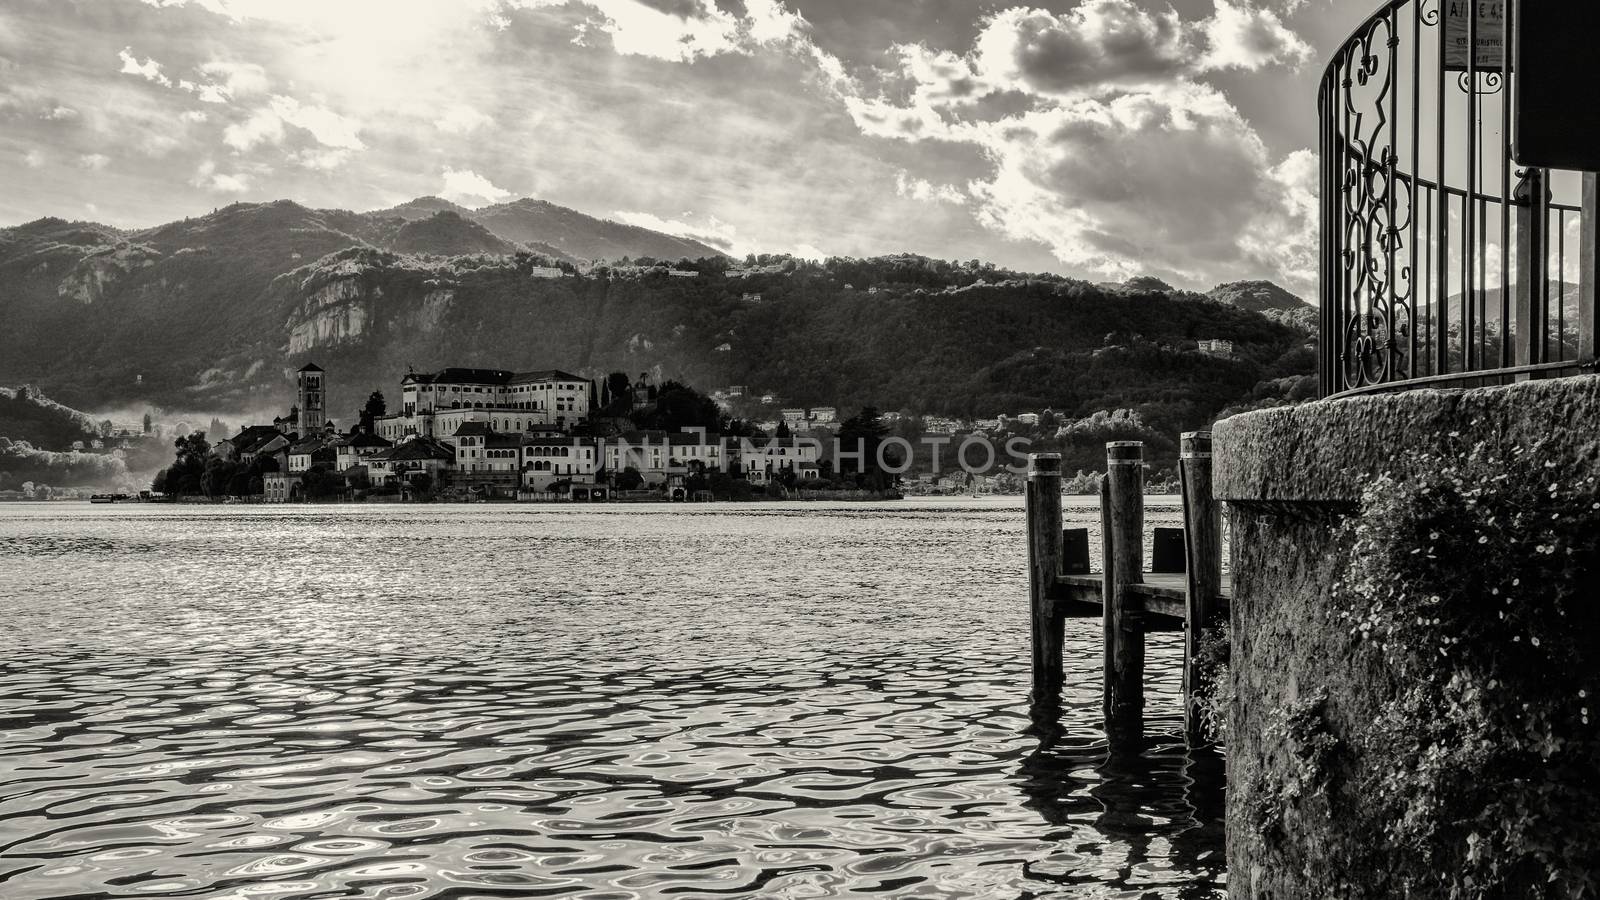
[376,367,593,440]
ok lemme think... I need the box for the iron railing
[1319,0,1597,397]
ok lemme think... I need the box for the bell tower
[297,363,326,431]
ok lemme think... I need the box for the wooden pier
[1026,433,1231,745]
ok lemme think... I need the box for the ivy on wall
[1326,436,1600,897]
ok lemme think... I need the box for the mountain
[1208,280,1312,313]
[390,211,525,257]
[369,196,474,221]
[471,199,725,261]
[0,198,1313,448]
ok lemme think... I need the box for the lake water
[0,499,1225,899]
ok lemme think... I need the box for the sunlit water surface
[0,499,1224,900]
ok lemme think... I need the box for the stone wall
[1213,375,1600,899]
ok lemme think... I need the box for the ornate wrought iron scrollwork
[1320,0,1573,397]
[1334,8,1405,391]
[1457,70,1503,94]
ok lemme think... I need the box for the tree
[630,381,719,432]
[156,431,212,496]
[359,391,387,432]
[201,457,239,499]
[142,412,152,434]
[602,372,635,416]
[300,465,344,500]
[835,406,895,489]
[775,420,792,438]
[617,466,644,491]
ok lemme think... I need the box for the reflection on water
[0,499,1223,899]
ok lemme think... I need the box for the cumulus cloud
[440,167,511,205]
[23,149,45,168]
[501,0,816,62]
[77,153,110,170]
[190,159,251,192]
[222,95,363,158]
[828,0,1320,291]
[268,96,364,149]
[41,105,78,121]
[118,47,172,86]
[1201,1,1312,72]
[895,170,966,205]
[222,106,284,150]
[974,3,1192,94]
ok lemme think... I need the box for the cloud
[222,95,363,156]
[440,167,511,205]
[180,110,209,123]
[118,47,172,86]
[268,96,364,149]
[23,149,45,168]
[613,209,740,253]
[190,159,251,192]
[77,153,111,170]
[894,170,966,205]
[434,105,493,134]
[223,106,284,150]
[41,105,78,121]
[1201,1,1311,72]
[501,0,818,62]
[196,59,269,98]
[828,0,1320,291]
[974,3,1192,94]
[289,147,352,170]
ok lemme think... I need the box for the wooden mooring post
[1025,453,1065,731]
[1179,432,1222,745]
[1103,441,1145,739]
[1025,440,1231,747]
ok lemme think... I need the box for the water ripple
[0,499,1223,898]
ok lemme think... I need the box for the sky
[0,0,1374,295]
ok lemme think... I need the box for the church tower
[297,363,326,432]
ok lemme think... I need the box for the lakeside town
[34,362,1167,504]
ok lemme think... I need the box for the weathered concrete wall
[1213,375,1600,899]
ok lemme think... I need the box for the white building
[378,367,592,440]
[452,422,522,495]
[366,437,455,487]
[336,431,392,472]
[809,406,837,425]
[522,437,602,493]
[728,436,822,484]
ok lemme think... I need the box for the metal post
[1514,168,1549,375]
[1581,173,1600,366]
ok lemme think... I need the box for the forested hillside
[0,200,1314,440]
